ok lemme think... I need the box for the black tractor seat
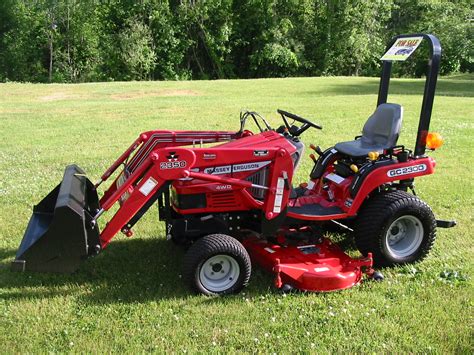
[334,103,403,158]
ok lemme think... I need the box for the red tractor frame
[13,34,455,295]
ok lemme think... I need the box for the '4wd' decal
[387,164,426,178]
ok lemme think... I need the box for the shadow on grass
[0,237,278,304]
[0,238,194,303]
[0,232,363,304]
[306,78,474,98]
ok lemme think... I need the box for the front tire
[183,234,251,296]
[354,190,436,266]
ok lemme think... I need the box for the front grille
[246,167,269,200]
[208,191,238,208]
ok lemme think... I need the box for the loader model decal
[387,163,427,178]
[160,160,187,169]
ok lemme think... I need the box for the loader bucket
[11,165,101,273]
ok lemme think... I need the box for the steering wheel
[277,109,322,136]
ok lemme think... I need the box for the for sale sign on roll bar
[381,36,423,61]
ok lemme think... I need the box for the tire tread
[354,190,436,266]
[183,234,251,295]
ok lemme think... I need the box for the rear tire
[353,190,436,266]
[183,234,251,296]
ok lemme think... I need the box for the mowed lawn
[0,76,472,353]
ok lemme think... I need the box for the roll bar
[377,34,442,157]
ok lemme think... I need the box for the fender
[347,157,436,215]
[310,147,341,179]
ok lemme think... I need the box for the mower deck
[243,236,373,292]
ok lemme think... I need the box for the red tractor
[13,34,455,295]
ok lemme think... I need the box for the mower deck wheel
[183,234,251,296]
[371,271,384,281]
[353,190,436,266]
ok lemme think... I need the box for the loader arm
[98,130,239,204]
[98,144,295,248]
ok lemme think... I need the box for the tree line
[0,0,471,83]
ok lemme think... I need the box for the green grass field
[0,76,472,353]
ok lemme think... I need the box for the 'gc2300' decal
[160,161,187,169]
[387,163,426,178]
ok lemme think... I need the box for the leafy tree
[174,0,234,79]
[0,0,17,80]
[0,1,50,81]
[118,18,156,80]
[149,4,190,80]
[0,0,471,82]
[389,0,473,76]
[229,0,301,78]
[49,0,102,82]
[249,17,300,77]
[319,0,393,76]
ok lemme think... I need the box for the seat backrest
[361,103,403,147]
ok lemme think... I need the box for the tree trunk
[49,33,53,83]
[198,28,224,79]
[67,3,72,81]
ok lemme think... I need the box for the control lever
[310,144,323,156]
[282,171,290,190]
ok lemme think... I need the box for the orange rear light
[426,132,444,150]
